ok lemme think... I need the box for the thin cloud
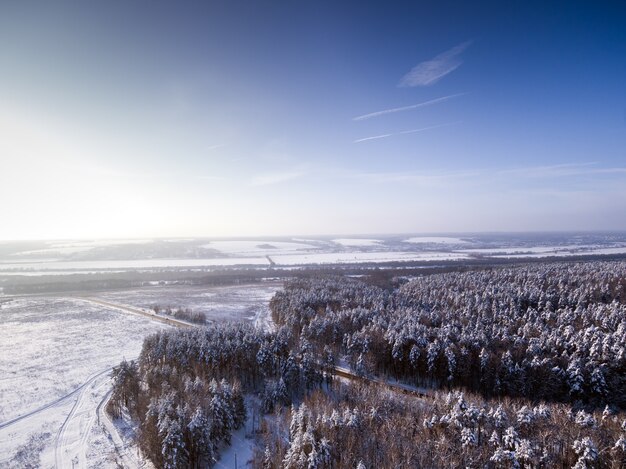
[399,41,472,87]
[205,143,227,151]
[353,133,393,143]
[495,162,626,178]
[345,163,626,185]
[497,162,596,177]
[349,170,480,184]
[197,175,227,181]
[250,171,305,186]
[592,168,626,174]
[353,93,465,121]
[354,122,459,143]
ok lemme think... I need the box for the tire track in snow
[96,390,141,469]
[54,371,111,468]
[76,377,111,468]
[0,367,112,431]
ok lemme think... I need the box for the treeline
[256,382,626,468]
[152,304,207,324]
[107,326,258,468]
[108,357,245,467]
[108,323,324,468]
[1,270,270,295]
[271,262,626,408]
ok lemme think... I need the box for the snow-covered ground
[0,296,167,467]
[2,234,626,277]
[458,246,579,254]
[404,236,470,244]
[489,247,626,258]
[460,245,626,258]
[214,399,259,469]
[332,238,382,247]
[201,240,318,256]
[11,246,95,257]
[0,251,470,275]
[0,282,282,468]
[0,298,167,423]
[96,282,282,323]
[0,257,271,273]
[7,239,154,258]
[272,251,469,264]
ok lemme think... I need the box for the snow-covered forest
[108,326,258,467]
[108,323,323,467]
[110,261,626,467]
[258,383,626,468]
[271,262,626,408]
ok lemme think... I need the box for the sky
[0,0,625,240]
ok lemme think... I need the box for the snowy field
[331,238,382,247]
[200,240,317,255]
[0,257,271,273]
[95,281,282,325]
[272,251,469,264]
[460,245,626,258]
[0,250,471,275]
[1,233,626,276]
[0,282,282,467]
[0,296,167,467]
[403,236,470,244]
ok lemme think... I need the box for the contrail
[353,93,465,121]
[354,122,460,143]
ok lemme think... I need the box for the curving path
[96,391,143,469]
[0,367,112,431]
[54,371,111,468]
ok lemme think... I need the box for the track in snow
[0,367,112,432]
[53,371,112,469]
[96,391,143,469]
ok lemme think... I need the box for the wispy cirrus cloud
[497,162,597,178]
[205,143,227,151]
[250,170,305,186]
[399,41,472,87]
[197,175,228,181]
[342,162,626,185]
[353,133,394,143]
[496,162,626,178]
[348,169,480,185]
[353,93,465,121]
[354,122,460,143]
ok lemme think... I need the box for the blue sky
[1,0,625,239]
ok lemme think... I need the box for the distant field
[1,233,625,277]
[94,281,281,324]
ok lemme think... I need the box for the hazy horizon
[2,1,625,240]
[3,229,626,244]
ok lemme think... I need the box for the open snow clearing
[0,284,281,467]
